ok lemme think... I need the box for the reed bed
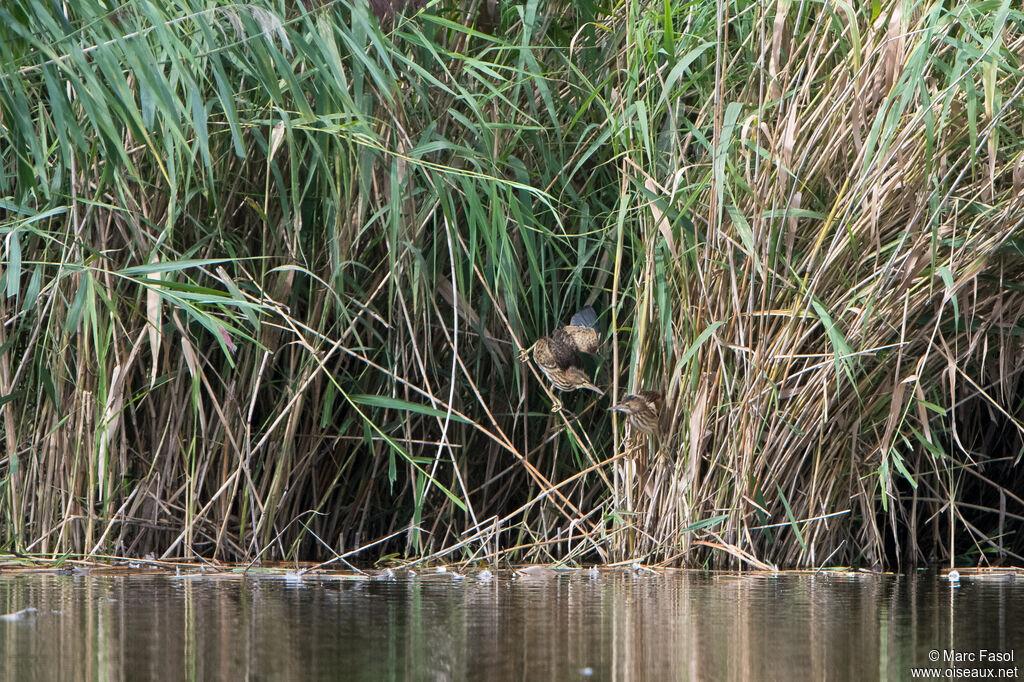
[0,0,1022,569]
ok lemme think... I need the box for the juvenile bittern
[609,391,664,437]
[559,305,600,354]
[527,306,603,409]
[536,362,603,395]
[611,391,665,502]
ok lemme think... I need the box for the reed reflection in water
[0,569,1021,680]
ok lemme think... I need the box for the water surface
[0,567,1020,681]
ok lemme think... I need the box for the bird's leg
[550,396,563,413]
[517,342,535,363]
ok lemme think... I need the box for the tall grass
[0,0,1022,568]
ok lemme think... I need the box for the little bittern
[538,363,603,395]
[609,391,664,436]
[528,306,604,408]
[560,306,600,354]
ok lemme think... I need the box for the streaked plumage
[543,365,603,394]
[561,306,600,354]
[533,335,577,374]
[530,306,603,396]
[609,391,664,435]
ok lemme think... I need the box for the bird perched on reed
[526,306,603,409]
[609,391,664,438]
[611,391,665,500]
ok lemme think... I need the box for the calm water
[0,568,1021,681]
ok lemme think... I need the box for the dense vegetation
[1,0,1022,569]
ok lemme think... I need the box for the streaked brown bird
[538,362,603,395]
[528,306,603,408]
[609,391,664,437]
[559,306,600,355]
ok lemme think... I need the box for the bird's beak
[583,383,604,395]
[608,403,627,412]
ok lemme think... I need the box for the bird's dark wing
[637,391,665,417]
[569,306,597,330]
[562,306,599,354]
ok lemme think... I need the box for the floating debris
[943,567,1022,582]
[477,569,493,583]
[631,563,658,576]
[0,608,38,622]
[515,566,556,580]
[947,570,960,584]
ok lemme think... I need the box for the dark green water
[0,568,1021,681]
